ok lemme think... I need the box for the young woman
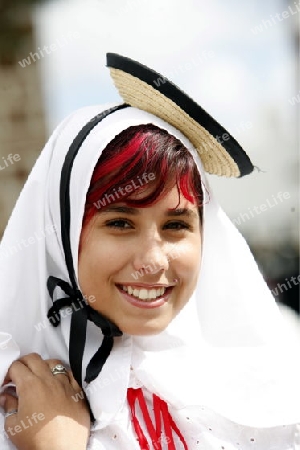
[0,54,299,449]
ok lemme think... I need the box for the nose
[132,234,169,274]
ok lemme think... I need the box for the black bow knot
[47,277,88,327]
[46,275,122,387]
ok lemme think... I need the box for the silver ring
[51,364,68,377]
[5,409,18,418]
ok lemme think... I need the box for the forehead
[99,185,200,217]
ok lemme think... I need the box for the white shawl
[0,104,299,449]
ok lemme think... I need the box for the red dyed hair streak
[82,124,203,228]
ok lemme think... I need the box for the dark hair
[82,124,203,228]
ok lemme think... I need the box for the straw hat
[107,53,254,178]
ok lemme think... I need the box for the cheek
[78,240,129,291]
[180,254,201,284]
[170,239,201,272]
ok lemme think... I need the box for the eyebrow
[99,205,198,218]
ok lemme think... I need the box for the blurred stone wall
[0,5,46,238]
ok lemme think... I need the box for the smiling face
[78,185,202,335]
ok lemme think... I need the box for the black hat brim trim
[107,53,254,177]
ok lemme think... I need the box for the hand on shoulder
[0,353,90,450]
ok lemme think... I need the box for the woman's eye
[164,221,191,230]
[104,219,191,231]
[105,219,132,229]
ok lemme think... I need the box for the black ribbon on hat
[47,104,128,400]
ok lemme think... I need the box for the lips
[116,284,173,309]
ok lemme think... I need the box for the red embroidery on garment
[127,388,188,450]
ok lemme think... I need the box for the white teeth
[149,289,157,299]
[139,289,148,299]
[120,285,167,301]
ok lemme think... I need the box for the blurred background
[0,0,299,316]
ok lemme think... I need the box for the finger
[2,393,18,416]
[46,363,84,397]
[3,394,19,434]
[19,354,70,385]
[2,385,17,399]
[19,353,54,379]
[6,360,34,388]
[45,360,73,389]
[1,375,11,386]
[2,364,21,386]
[0,386,17,411]
[46,359,70,376]
[46,359,70,371]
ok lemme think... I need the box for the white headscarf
[0,104,299,449]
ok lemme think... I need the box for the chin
[117,319,171,336]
